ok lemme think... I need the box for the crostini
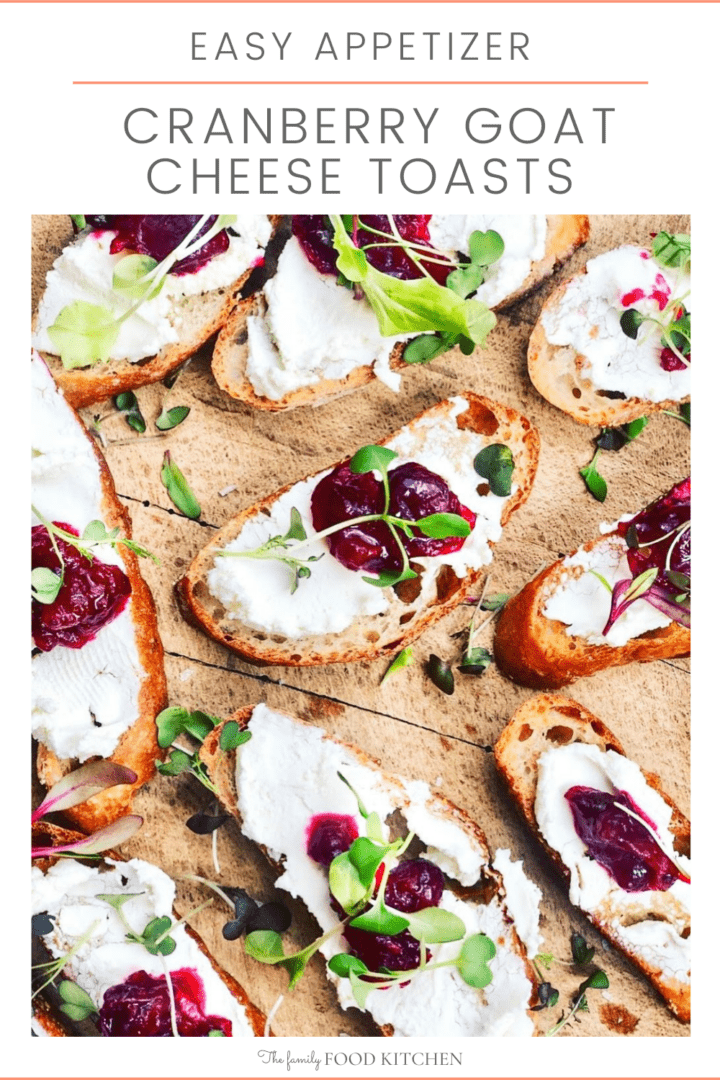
[33,215,277,408]
[494,694,690,1022]
[199,704,540,1037]
[32,824,266,1037]
[31,352,166,828]
[177,393,539,666]
[528,233,690,425]
[494,478,690,688]
[212,214,589,410]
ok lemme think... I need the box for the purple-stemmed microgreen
[31,815,143,860]
[217,445,470,592]
[32,761,138,824]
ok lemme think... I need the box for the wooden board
[31,215,690,1037]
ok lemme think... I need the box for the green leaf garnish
[652,232,690,270]
[619,308,643,340]
[579,448,607,502]
[157,749,194,777]
[58,979,96,1021]
[570,931,595,965]
[219,720,252,752]
[156,405,191,432]
[138,916,176,956]
[456,933,496,988]
[381,646,414,685]
[474,444,515,497]
[47,301,120,370]
[404,907,465,944]
[414,512,471,540]
[349,445,398,476]
[161,451,201,519]
[426,653,454,695]
[31,566,62,605]
[153,705,229,794]
[327,953,369,978]
[481,592,509,612]
[112,254,161,300]
[70,215,87,231]
[458,645,493,676]
[113,391,146,433]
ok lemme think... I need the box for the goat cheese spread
[235,705,535,1037]
[31,858,255,1036]
[542,535,672,648]
[31,354,145,760]
[541,245,691,402]
[207,397,510,638]
[33,217,272,363]
[535,742,690,985]
[245,216,547,399]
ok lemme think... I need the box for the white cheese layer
[235,704,535,1037]
[428,214,547,308]
[31,354,146,761]
[33,217,272,364]
[535,743,690,985]
[542,245,691,403]
[492,849,544,959]
[245,216,547,400]
[542,535,672,647]
[31,858,255,1036]
[207,397,509,639]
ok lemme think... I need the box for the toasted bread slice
[528,246,691,426]
[177,393,539,666]
[32,353,166,830]
[211,215,589,411]
[494,694,690,1022]
[32,216,280,409]
[494,505,690,690]
[31,822,267,1037]
[199,705,538,1037]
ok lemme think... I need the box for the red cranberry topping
[659,306,691,372]
[617,477,690,589]
[97,968,232,1037]
[344,924,423,973]
[565,786,688,892]
[293,215,452,285]
[306,813,359,866]
[85,215,230,276]
[384,858,444,913]
[32,523,131,652]
[310,461,475,575]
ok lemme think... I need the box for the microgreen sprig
[618,233,691,369]
[217,446,470,592]
[154,706,251,794]
[48,215,237,370]
[328,215,500,364]
[31,506,158,606]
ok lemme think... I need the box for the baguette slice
[494,504,690,690]
[528,247,690,426]
[31,822,267,1037]
[494,694,690,1022]
[33,215,280,409]
[200,704,538,1037]
[211,215,589,411]
[32,353,166,830]
[177,393,539,666]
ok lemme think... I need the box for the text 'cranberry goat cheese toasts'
[212,213,589,410]
[31,352,166,828]
[178,393,539,666]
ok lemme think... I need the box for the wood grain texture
[31,214,690,1037]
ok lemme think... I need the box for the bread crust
[31,822,268,1037]
[177,393,540,667]
[494,524,690,690]
[34,216,281,409]
[494,694,690,1022]
[33,366,166,830]
[211,215,590,411]
[528,257,690,426]
[199,708,537,1037]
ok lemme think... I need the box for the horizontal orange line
[74,80,648,86]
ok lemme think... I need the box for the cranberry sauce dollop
[293,215,453,285]
[98,968,232,1037]
[565,786,688,892]
[311,461,476,574]
[32,522,131,652]
[85,216,230,275]
[619,263,690,373]
[617,477,690,588]
[306,814,359,866]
